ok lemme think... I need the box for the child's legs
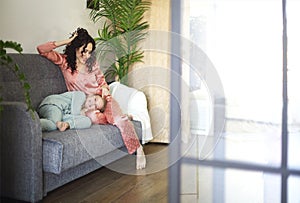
[39,118,57,131]
[63,115,92,129]
[38,105,63,131]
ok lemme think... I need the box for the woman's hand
[69,31,78,43]
[54,31,78,47]
[52,28,83,48]
[101,86,110,97]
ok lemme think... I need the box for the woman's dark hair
[64,28,96,73]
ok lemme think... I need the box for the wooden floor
[1,143,169,203]
[43,143,169,203]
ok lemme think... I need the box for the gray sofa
[0,54,143,202]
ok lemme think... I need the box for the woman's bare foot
[56,121,70,132]
[136,145,146,170]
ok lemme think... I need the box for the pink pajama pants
[103,97,140,154]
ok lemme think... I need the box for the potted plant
[0,40,33,114]
[89,0,151,85]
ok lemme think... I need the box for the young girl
[37,91,93,132]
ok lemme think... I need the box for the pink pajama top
[37,42,108,96]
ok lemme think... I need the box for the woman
[37,28,146,170]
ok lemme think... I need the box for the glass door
[169,0,300,202]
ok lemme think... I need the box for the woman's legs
[104,98,146,169]
[114,116,146,170]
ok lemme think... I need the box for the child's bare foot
[136,146,146,170]
[56,121,69,132]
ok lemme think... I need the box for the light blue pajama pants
[38,104,91,131]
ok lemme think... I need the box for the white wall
[0,0,102,53]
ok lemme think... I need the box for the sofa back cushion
[0,54,67,109]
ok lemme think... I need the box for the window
[169,0,300,202]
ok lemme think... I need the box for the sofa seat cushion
[42,121,142,174]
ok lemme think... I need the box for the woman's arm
[85,110,108,124]
[36,42,65,65]
[36,34,77,65]
[53,32,77,47]
[93,63,110,97]
[53,37,74,47]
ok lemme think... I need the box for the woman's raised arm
[37,33,77,65]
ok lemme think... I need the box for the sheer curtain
[130,0,171,143]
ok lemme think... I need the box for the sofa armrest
[0,102,43,202]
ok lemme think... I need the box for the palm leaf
[90,0,151,84]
